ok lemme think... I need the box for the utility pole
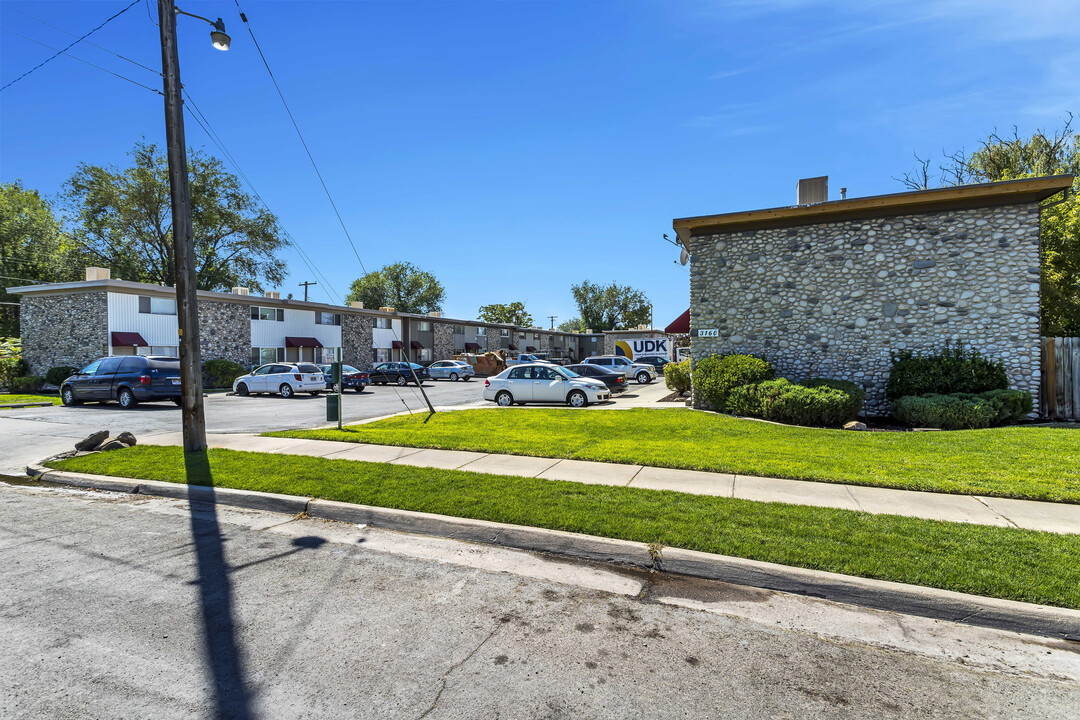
[299,280,317,302]
[548,315,557,330]
[158,0,206,453]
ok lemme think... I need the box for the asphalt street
[2,483,1077,719]
[0,380,485,474]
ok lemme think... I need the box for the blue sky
[2,0,1077,328]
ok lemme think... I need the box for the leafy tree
[478,301,532,327]
[897,116,1079,335]
[570,280,651,331]
[62,141,287,293]
[346,262,444,314]
[0,181,82,336]
[557,317,584,333]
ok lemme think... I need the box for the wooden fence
[1042,337,1080,421]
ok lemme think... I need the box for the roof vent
[85,267,111,281]
[379,306,395,312]
[232,286,250,296]
[796,176,828,205]
[586,328,593,334]
[429,311,441,317]
[349,301,364,309]
[264,291,280,299]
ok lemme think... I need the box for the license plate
[170,379,180,385]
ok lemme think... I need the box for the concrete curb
[25,463,1080,641]
[0,402,55,409]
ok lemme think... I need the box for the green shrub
[725,378,792,417]
[800,378,866,421]
[981,389,1034,424]
[203,358,246,389]
[693,354,774,410]
[664,359,692,394]
[886,344,1008,400]
[725,377,863,427]
[46,366,78,386]
[9,375,45,393]
[892,389,1034,430]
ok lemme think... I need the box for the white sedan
[233,363,326,398]
[483,363,611,407]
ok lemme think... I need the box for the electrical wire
[0,0,144,92]
[2,29,163,95]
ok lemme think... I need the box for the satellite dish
[679,248,690,266]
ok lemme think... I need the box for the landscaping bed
[47,446,1080,610]
[268,408,1080,504]
[0,393,61,407]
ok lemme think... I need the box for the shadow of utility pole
[184,450,254,720]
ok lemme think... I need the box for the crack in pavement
[416,623,502,719]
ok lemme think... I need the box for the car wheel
[309,392,320,397]
[60,386,80,406]
[355,387,364,393]
[236,382,249,396]
[118,387,137,409]
[396,376,407,386]
[636,372,650,384]
[495,391,513,407]
[462,376,471,382]
[449,372,459,382]
[171,398,182,406]
[279,383,295,398]
[567,390,588,408]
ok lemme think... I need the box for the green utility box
[326,393,340,422]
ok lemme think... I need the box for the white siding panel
[251,308,341,348]
[372,319,401,348]
[108,292,178,347]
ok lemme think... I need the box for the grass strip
[268,408,1080,504]
[0,393,61,407]
[49,445,1080,609]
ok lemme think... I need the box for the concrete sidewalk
[135,431,1080,535]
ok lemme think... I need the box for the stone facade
[690,204,1042,414]
[20,293,108,374]
[198,301,251,367]
[342,313,373,366]
[485,326,503,353]
[433,323,454,361]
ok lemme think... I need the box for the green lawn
[0,393,60,407]
[268,408,1080,504]
[48,445,1080,609]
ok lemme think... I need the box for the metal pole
[336,347,343,430]
[159,0,206,453]
[401,348,436,415]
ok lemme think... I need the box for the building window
[418,321,432,332]
[374,348,390,362]
[500,329,510,337]
[251,347,285,366]
[318,347,340,364]
[315,312,341,326]
[419,348,431,362]
[138,296,177,315]
[137,346,177,357]
[376,317,391,329]
[452,325,466,335]
[251,306,284,321]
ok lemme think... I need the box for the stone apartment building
[673,175,1074,414]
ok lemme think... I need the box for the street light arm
[175,7,224,30]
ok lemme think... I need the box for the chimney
[379,306,395,312]
[840,187,848,200]
[349,301,364,309]
[232,286,250,296]
[264,291,280,299]
[796,176,828,205]
[429,311,441,317]
[85,267,111,281]
[586,328,593,334]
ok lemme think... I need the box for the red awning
[111,331,147,347]
[410,341,424,350]
[285,336,323,348]
[508,344,518,351]
[525,345,537,352]
[665,309,690,334]
[464,342,481,351]
[391,340,404,349]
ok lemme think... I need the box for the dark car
[634,356,670,374]
[564,363,629,393]
[60,355,182,409]
[367,361,430,386]
[317,364,371,392]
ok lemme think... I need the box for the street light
[157,1,230,453]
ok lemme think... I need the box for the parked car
[60,355,182,409]
[426,360,475,382]
[233,363,326,398]
[317,364,370,392]
[483,363,610,407]
[367,361,430,386]
[633,356,670,374]
[563,363,629,393]
[504,353,553,367]
[583,355,657,384]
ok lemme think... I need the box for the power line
[0,0,144,92]
[2,29,163,95]
[232,0,368,275]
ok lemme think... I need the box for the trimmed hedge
[693,354,774,410]
[9,375,45,393]
[46,366,78,386]
[886,344,1008,400]
[203,358,246,389]
[664,359,692,394]
[725,377,864,427]
[892,389,1034,430]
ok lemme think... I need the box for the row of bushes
[892,390,1034,430]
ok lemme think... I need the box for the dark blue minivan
[60,355,183,409]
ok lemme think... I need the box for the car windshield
[559,368,580,378]
[297,364,321,373]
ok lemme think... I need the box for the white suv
[583,356,656,384]
[233,363,326,398]
[483,363,610,407]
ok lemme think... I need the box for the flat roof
[672,175,1073,243]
